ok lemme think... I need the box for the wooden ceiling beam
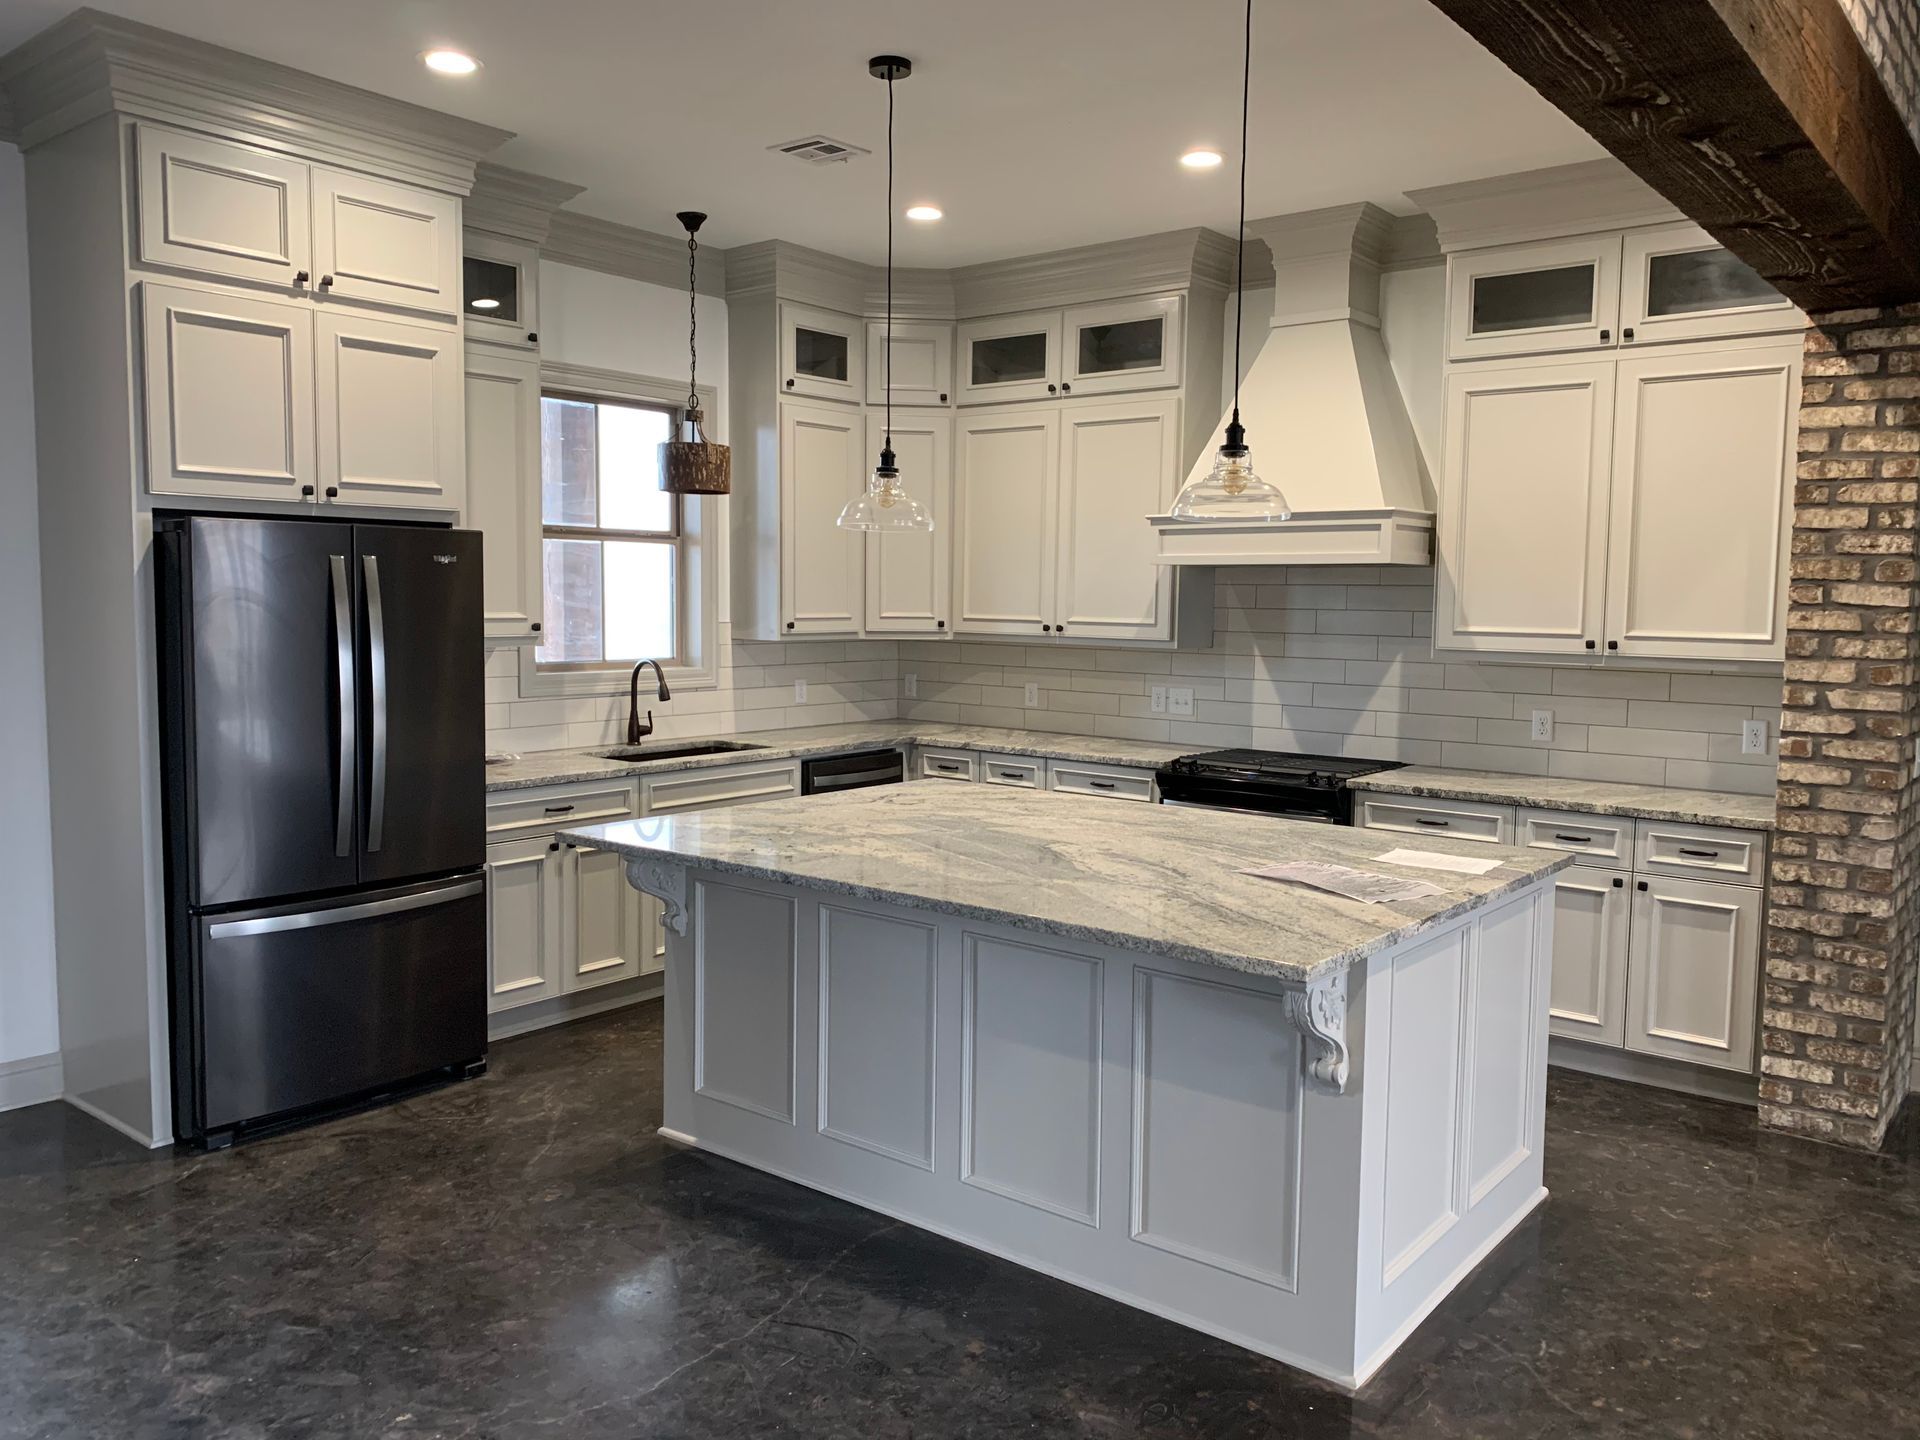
[1424,0,1920,311]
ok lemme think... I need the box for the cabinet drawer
[1635,821,1765,887]
[1048,760,1154,802]
[641,760,800,814]
[918,749,978,782]
[1518,808,1635,868]
[1357,795,1514,844]
[979,753,1042,788]
[486,780,637,839]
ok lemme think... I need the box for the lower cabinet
[484,833,652,1014]
[484,834,563,1010]
[1623,874,1761,1073]
[1546,864,1630,1049]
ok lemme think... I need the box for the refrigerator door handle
[329,554,356,858]
[364,553,388,853]
[206,876,485,940]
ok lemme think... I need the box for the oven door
[1155,773,1344,824]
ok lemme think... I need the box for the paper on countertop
[1240,860,1445,905]
[1373,847,1505,876]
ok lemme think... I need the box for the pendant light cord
[1231,0,1251,428]
[885,69,895,453]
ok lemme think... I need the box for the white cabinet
[956,312,1062,403]
[1435,356,1614,656]
[311,167,461,315]
[464,346,543,641]
[1046,759,1156,802]
[1547,865,1630,1048]
[1626,875,1761,1073]
[1601,338,1795,662]
[864,409,952,634]
[778,401,865,634]
[954,406,1059,635]
[1355,794,1515,845]
[781,303,863,404]
[315,309,465,511]
[485,835,563,1010]
[135,125,311,289]
[865,320,953,406]
[141,283,316,503]
[1447,235,1622,360]
[957,296,1183,404]
[1054,399,1179,643]
[1620,223,1798,345]
[462,232,540,348]
[560,837,644,992]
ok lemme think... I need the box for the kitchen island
[563,784,1570,1388]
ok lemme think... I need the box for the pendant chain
[686,229,700,418]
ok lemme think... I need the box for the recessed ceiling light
[422,49,481,75]
[1180,148,1223,169]
[469,297,500,310]
[905,204,943,221]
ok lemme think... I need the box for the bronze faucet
[628,659,671,744]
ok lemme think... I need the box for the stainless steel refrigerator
[156,514,487,1148]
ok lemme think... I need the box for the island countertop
[560,783,1571,985]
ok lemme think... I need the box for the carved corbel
[623,855,689,936]
[1281,969,1349,1093]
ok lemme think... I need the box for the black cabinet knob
[1585,639,1596,650]
[1047,383,1057,394]
[1041,623,1052,632]
[1607,640,1619,651]
[786,620,796,630]
[530,622,542,633]
[1061,382,1072,393]
[1623,327,1635,342]
[1637,880,1648,892]
[527,331,538,343]
[785,378,796,389]
[1056,624,1066,632]
[318,274,334,289]
[300,484,315,497]
[1612,876,1624,888]
[939,392,948,403]
[936,620,946,630]
[548,841,559,852]
[324,486,339,499]
[1600,328,1611,343]
[294,270,309,284]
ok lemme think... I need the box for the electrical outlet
[1530,708,1554,743]
[1742,719,1769,756]
[793,679,807,704]
[1150,685,1168,714]
[1023,682,1040,707]
[1168,686,1195,718]
[903,672,917,699]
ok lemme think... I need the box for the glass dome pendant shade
[1168,413,1291,520]
[838,442,932,530]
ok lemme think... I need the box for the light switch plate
[793,679,807,704]
[1742,719,1769,755]
[1024,682,1040,707]
[1150,685,1168,714]
[1530,709,1553,742]
[1168,687,1195,718]
[903,673,917,699]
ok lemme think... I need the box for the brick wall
[1840,0,1920,149]
[1761,305,1920,1148]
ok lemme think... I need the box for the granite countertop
[1349,766,1777,832]
[485,722,1194,792]
[560,783,1570,985]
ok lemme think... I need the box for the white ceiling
[0,0,1603,266]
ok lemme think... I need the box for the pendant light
[1169,0,1290,522]
[661,210,731,495]
[838,55,933,532]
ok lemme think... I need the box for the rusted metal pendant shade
[661,209,730,495]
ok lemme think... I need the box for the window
[534,391,683,671]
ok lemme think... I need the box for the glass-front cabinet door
[1447,236,1623,360]
[780,302,864,404]
[1620,223,1797,344]
[1062,295,1184,395]
[462,233,538,349]
[956,312,1062,403]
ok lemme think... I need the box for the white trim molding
[0,1051,62,1114]
[545,211,727,296]
[466,162,587,244]
[1407,159,1684,255]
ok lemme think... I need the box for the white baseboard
[0,1051,63,1114]
[1548,1037,1758,1106]
[487,974,662,1042]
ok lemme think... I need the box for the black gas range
[1154,749,1406,825]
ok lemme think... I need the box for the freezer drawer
[191,874,486,1134]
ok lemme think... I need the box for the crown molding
[864,267,957,322]
[724,239,867,312]
[465,163,586,245]
[953,227,1236,316]
[544,210,726,296]
[0,9,512,193]
[1406,158,1681,253]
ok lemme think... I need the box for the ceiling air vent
[769,135,870,165]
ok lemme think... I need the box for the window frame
[516,360,720,699]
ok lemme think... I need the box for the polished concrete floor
[3,1003,1917,1440]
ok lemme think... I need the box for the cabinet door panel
[1062,295,1183,395]
[863,410,952,634]
[1603,341,1796,662]
[1626,877,1760,1073]
[142,283,316,503]
[865,320,953,406]
[1548,866,1629,1047]
[1435,359,1613,654]
[782,303,863,403]
[957,313,1062,403]
[953,408,1058,635]
[313,168,461,315]
[1055,399,1179,642]
[564,841,643,991]
[317,312,464,510]
[1447,236,1621,359]
[486,838,561,1011]
[1621,223,1798,344]
[136,126,312,287]
[779,401,864,633]
[464,347,543,640]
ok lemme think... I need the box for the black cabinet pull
[1678,847,1720,859]
[301,484,315,497]
[294,269,309,284]
[544,805,574,815]
[936,620,946,630]
[527,331,538,343]
[1600,328,1611,342]
[548,841,559,852]
[1612,876,1624,888]
[1047,383,1057,393]
[530,622,542,632]
[785,378,796,388]
[318,274,334,288]
[324,486,339,499]
[1637,880,1648,892]
[1553,833,1590,843]
[1055,623,1066,633]
[939,392,948,403]
[1623,327,1635,342]
[1607,640,1619,651]
[1041,623,1052,632]
[1585,639,1596,650]
[996,770,1022,780]
[1089,780,1116,790]
[1061,382,1072,393]
[934,763,962,773]
[786,621,796,630]
[1416,817,1449,828]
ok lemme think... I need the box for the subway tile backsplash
[486,567,1783,798]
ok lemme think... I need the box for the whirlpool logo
[432,554,459,565]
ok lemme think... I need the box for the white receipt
[1374,847,1505,877]
[1241,860,1445,905]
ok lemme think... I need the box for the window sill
[515,660,719,700]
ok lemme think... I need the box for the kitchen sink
[591,741,769,762]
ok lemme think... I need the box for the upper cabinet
[461,233,540,349]
[310,167,461,315]
[865,320,953,406]
[781,303,863,404]
[958,295,1184,404]
[863,409,952,635]
[464,346,544,642]
[1619,223,1799,345]
[778,400,866,634]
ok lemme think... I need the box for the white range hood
[1151,203,1435,567]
